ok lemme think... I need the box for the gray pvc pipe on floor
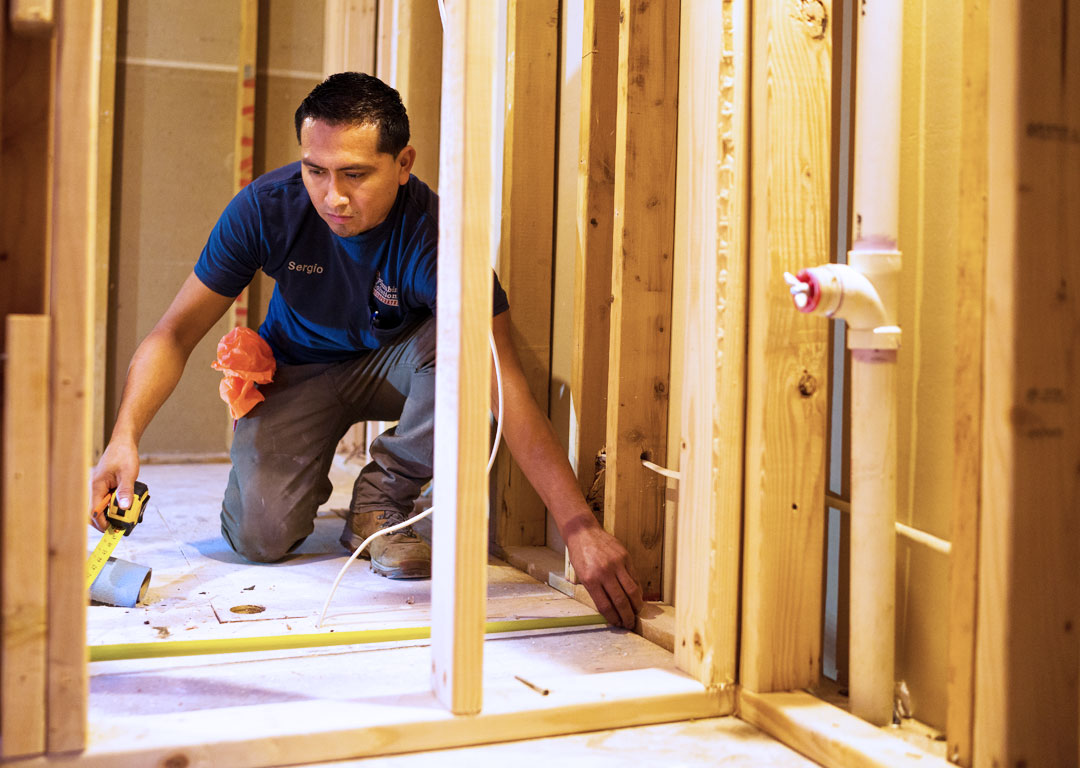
[90,557,152,607]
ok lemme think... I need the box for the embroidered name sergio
[287,261,324,275]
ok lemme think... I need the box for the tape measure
[86,481,150,590]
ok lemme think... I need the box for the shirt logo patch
[373,273,399,307]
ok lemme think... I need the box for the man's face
[299,118,414,238]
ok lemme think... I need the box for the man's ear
[397,145,417,182]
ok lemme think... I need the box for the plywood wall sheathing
[2,315,50,758]
[672,0,747,693]
[741,0,831,692]
[603,0,680,602]
[974,0,1079,762]
[431,0,500,716]
[946,0,988,762]
[47,0,102,751]
[492,0,559,551]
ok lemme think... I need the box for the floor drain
[230,604,266,614]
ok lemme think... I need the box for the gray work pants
[220,317,436,562]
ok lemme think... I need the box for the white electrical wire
[318,328,504,627]
[641,459,680,481]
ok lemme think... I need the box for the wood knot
[798,0,828,38]
[161,754,190,768]
[797,371,817,397]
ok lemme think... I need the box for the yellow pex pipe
[89,614,607,662]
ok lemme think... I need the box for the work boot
[339,509,431,579]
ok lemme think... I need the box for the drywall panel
[122,0,238,65]
[109,59,237,456]
[893,0,962,731]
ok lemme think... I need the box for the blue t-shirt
[194,162,509,365]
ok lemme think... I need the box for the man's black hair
[294,72,410,156]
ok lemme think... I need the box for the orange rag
[211,326,276,420]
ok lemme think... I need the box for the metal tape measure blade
[86,526,124,589]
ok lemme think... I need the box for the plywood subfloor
[87,460,590,648]
[84,462,816,766]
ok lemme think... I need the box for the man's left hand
[565,523,644,629]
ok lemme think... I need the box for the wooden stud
[47,0,102,752]
[564,0,619,584]
[431,0,499,716]
[323,0,377,76]
[2,315,50,758]
[672,0,748,691]
[946,0,988,763]
[91,0,118,460]
[739,690,954,768]
[492,0,559,551]
[569,0,618,499]
[603,0,680,601]
[973,0,1079,763]
[741,0,832,693]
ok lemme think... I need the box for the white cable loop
[319,328,503,628]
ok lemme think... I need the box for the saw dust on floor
[86,459,594,648]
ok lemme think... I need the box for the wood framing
[672,0,747,691]
[323,0,377,76]
[46,0,102,752]
[741,0,832,693]
[603,0,679,601]
[2,315,50,758]
[492,0,559,550]
[431,0,499,715]
[90,0,117,460]
[739,690,953,768]
[973,0,1079,763]
[569,0,617,499]
[0,20,53,346]
[946,0,988,763]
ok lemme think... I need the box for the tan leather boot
[340,509,431,579]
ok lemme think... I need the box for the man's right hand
[89,440,140,532]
